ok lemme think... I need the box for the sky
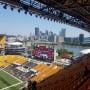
[0,6,90,37]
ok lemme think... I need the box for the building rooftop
[80,49,90,55]
[6,42,23,46]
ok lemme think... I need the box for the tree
[57,49,73,57]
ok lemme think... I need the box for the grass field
[0,69,23,90]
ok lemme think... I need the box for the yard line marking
[0,67,5,71]
[0,82,22,90]
[0,65,10,72]
[2,70,23,83]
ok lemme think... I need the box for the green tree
[57,49,68,56]
[57,49,73,56]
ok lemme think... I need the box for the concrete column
[54,45,57,62]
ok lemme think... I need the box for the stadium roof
[0,0,90,31]
[6,42,23,46]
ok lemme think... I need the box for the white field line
[0,60,21,71]
[2,70,22,83]
[0,69,4,72]
[0,82,22,90]
[0,65,11,72]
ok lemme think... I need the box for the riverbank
[64,43,90,47]
[56,44,90,57]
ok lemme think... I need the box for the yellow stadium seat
[0,35,6,48]
[0,55,27,68]
[31,64,63,83]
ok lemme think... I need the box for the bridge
[0,0,90,32]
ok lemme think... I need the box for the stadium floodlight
[54,19,55,22]
[50,18,52,21]
[24,10,28,14]
[35,14,38,17]
[43,17,46,19]
[18,8,21,13]
[47,18,50,20]
[29,12,32,16]
[40,16,42,18]
[3,4,7,9]
[10,6,14,11]
[11,7,14,11]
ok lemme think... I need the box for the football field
[0,69,23,90]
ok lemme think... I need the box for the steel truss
[0,0,90,32]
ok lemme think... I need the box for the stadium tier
[31,63,63,83]
[0,34,6,55]
[0,55,28,67]
[0,34,6,48]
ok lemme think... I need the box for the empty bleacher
[0,35,6,49]
[31,63,62,83]
[0,55,27,67]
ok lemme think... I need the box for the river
[56,44,90,56]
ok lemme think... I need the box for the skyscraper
[45,30,48,36]
[59,28,66,37]
[48,31,54,42]
[35,27,39,39]
[59,28,66,43]
[79,34,84,44]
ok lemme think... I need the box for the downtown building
[35,27,40,40]
[83,37,90,44]
[56,28,66,43]
[79,34,84,44]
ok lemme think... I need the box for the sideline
[0,82,22,90]
[2,70,22,83]
[0,68,23,90]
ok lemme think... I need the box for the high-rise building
[35,27,39,39]
[45,30,49,40]
[54,34,57,43]
[56,36,64,43]
[59,28,66,37]
[83,37,90,44]
[59,28,66,43]
[79,34,84,44]
[48,31,54,42]
[45,30,48,36]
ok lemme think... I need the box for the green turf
[0,70,22,90]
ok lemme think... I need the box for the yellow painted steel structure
[0,35,6,48]
[0,55,27,67]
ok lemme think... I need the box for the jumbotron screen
[32,45,54,61]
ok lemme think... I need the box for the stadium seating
[34,63,48,72]
[0,55,27,67]
[31,64,63,83]
[0,35,6,48]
